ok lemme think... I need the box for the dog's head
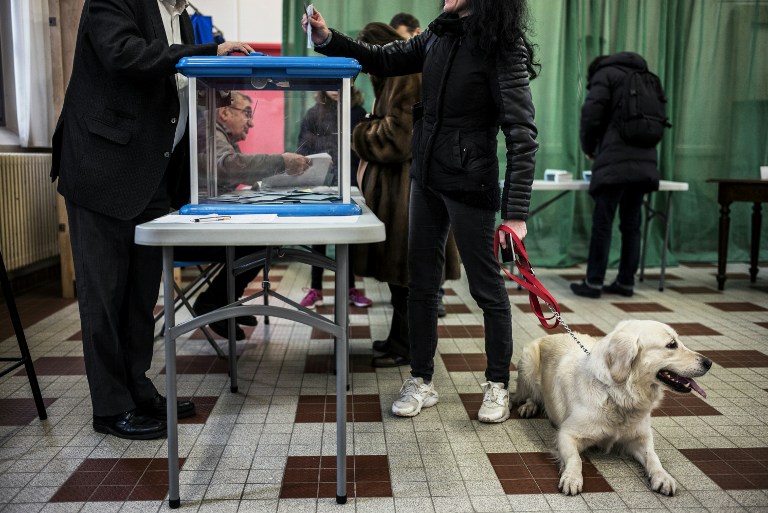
[598,320,712,398]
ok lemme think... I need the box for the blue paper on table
[179,202,362,217]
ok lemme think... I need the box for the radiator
[0,153,58,272]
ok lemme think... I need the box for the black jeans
[408,180,512,385]
[309,244,355,290]
[586,185,645,287]
[386,283,409,358]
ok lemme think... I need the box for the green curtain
[284,0,768,267]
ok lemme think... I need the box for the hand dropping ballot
[261,153,333,189]
[305,2,314,48]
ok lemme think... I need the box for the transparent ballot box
[176,55,362,216]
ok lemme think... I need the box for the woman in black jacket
[304,0,539,423]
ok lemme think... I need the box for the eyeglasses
[228,106,253,119]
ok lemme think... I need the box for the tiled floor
[1,260,767,512]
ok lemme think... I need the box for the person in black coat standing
[571,52,661,299]
[50,0,254,440]
[304,0,539,423]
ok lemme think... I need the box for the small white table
[135,204,385,507]
[530,179,689,290]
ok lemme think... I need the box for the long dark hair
[461,0,540,80]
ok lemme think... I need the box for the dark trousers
[586,185,645,287]
[309,244,355,290]
[66,176,170,417]
[408,180,512,385]
[386,283,409,358]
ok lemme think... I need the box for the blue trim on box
[177,55,361,79]
[179,203,362,217]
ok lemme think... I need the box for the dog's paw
[649,470,677,496]
[558,471,583,496]
[517,399,538,418]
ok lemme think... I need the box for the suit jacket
[51,0,218,220]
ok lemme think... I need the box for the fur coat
[352,72,461,287]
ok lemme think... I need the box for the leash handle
[494,225,561,329]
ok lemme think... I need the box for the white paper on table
[151,214,279,224]
[275,216,359,224]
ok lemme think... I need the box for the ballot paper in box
[176,55,363,216]
[261,153,333,190]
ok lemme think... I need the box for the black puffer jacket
[580,52,659,195]
[316,13,538,220]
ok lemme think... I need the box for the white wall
[187,0,283,44]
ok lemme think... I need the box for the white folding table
[529,179,689,290]
[135,205,384,507]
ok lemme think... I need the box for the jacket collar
[428,13,464,37]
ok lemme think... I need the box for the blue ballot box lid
[177,55,362,79]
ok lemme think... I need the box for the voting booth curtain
[284,0,768,267]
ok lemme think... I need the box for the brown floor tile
[640,273,682,281]
[311,325,370,340]
[681,262,716,268]
[52,458,185,502]
[757,322,768,330]
[681,448,768,490]
[706,302,768,312]
[161,354,235,374]
[668,323,722,336]
[444,304,471,314]
[295,394,382,423]
[280,455,391,498]
[0,398,57,426]
[612,302,672,313]
[539,323,605,337]
[667,286,721,294]
[441,288,457,296]
[441,353,516,372]
[699,350,768,368]
[0,284,76,342]
[15,356,85,376]
[304,354,375,374]
[652,390,721,417]
[179,396,218,424]
[437,324,485,338]
[489,452,612,495]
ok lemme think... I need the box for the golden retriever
[512,320,712,496]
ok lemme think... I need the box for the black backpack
[617,69,671,147]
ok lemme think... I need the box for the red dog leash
[494,225,560,329]
[494,225,591,354]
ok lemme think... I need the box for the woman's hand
[301,7,331,45]
[499,219,527,249]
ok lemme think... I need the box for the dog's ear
[605,331,639,385]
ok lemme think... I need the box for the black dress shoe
[603,281,634,297]
[372,339,390,353]
[371,352,410,368]
[570,281,602,298]
[193,298,247,340]
[93,410,166,440]
[136,393,196,420]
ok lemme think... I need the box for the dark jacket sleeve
[496,41,538,220]
[315,29,424,77]
[579,69,613,157]
[86,0,217,79]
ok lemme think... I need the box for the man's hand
[217,42,255,56]
[282,153,311,175]
[301,8,331,45]
[499,219,527,250]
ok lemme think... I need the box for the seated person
[178,92,310,340]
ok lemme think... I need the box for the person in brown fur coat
[352,22,461,368]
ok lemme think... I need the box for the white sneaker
[391,377,439,417]
[478,381,510,423]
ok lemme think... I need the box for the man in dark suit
[50,0,254,440]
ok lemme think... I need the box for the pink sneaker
[349,288,373,308]
[300,288,323,309]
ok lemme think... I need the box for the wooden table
[707,179,768,290]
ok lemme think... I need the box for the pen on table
[193,216,231,223]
